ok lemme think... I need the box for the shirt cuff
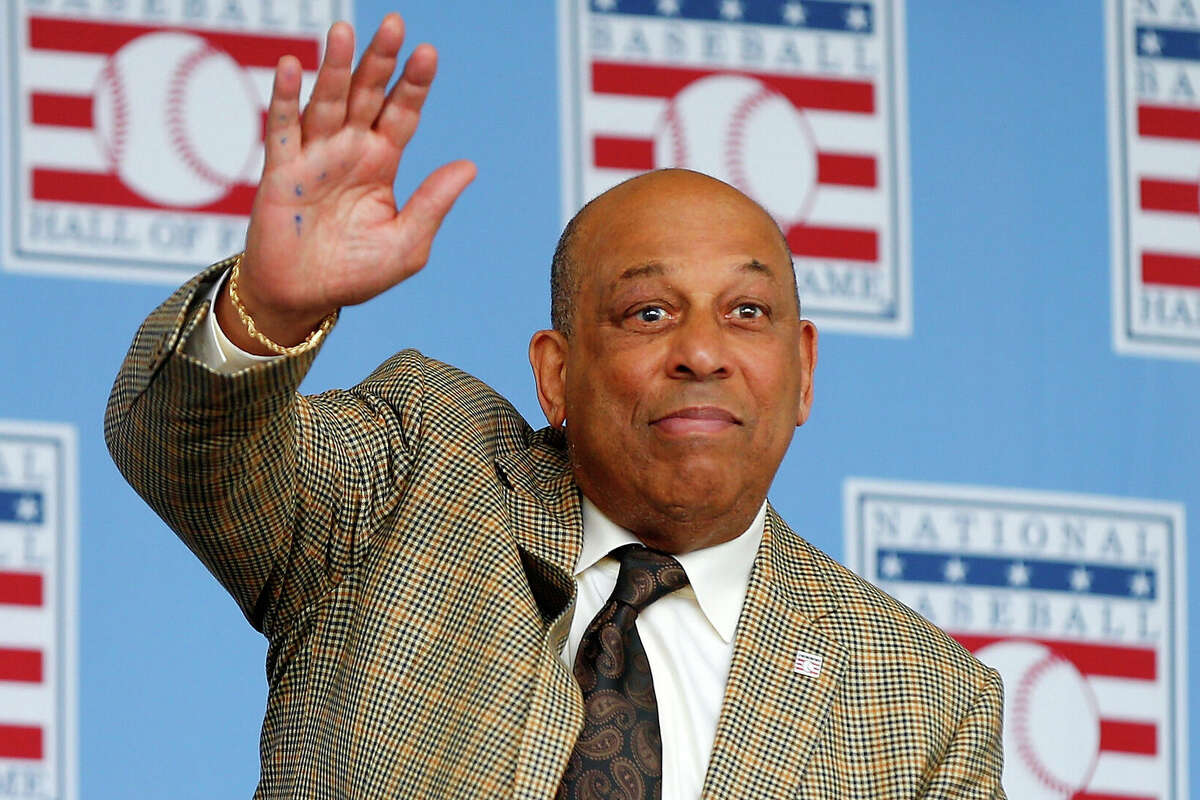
[181,268,282,374]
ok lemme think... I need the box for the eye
[732,303,765,320]
[635,306,668,323]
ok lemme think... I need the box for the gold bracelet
[227,253,339,356]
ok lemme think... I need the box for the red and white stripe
[0,569,46,761]
[957,634,1164,800]
[24,16,320,216]
[586,59,883,264]
[1135,102,1200,290]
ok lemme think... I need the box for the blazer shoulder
[771,513,993,687]
[346,349,538,461]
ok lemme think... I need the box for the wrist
[217,254,338,356]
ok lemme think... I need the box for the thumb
[391,160,477,276]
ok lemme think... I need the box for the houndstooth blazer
[105,257,1006,799]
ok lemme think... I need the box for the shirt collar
[576,496,767,643]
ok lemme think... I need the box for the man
[105,14,1004,799]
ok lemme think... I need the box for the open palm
[230,15,475,348]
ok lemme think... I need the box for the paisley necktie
[558,544,689,800]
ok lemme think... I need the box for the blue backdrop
[0,0,1195,796]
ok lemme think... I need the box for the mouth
[650,406,742,436]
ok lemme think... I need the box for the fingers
[263,56,303,169]
[374,43,438,153]
[393,160,477,273]
[346,13,405,128]
[301,21,355,141]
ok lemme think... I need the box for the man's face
[555,171,817,553]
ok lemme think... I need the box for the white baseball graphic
[976,640,1101,799]
[92,31,262,208]
[652,74,817,228]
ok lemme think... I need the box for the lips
[650,406,741,435]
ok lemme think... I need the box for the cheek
[743,357,803,423]
[573,378,645,432]
[570,348,660,418]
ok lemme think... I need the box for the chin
[652,480,741,523]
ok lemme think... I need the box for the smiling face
[530,170,818,553]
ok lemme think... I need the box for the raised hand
[217,14,476,353]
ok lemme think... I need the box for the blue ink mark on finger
[318,171,327,181]
[294,184,303,196]
[294,214,302,235]
[280,136,287,144]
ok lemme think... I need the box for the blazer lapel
[494,428,586,799]
[494,427,582,630]
[701,507,849,799]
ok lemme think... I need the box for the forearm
[104,263,319,630]
[106,10,472,635]
[105,263,431,636]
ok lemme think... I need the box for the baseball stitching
[724,83,818,228]
[724,85,771,199]
[661,101,688,168]
[1011,653,1100,796]
[165,43,257,189]
[95,56,130,170]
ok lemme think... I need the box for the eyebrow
[616,262,666,282]
[739,259,772,276]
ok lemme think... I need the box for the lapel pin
[794,650,823,678]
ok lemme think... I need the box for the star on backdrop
[943,558,968,583]
[1007,561,1031,587]
[782,2,806,25]
[845,5,870,31]
[1139,30,1162,56]
[880,552,904,579]
[14,495,39,522]
[1069,566,1093,592]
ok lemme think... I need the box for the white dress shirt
[183,270,276,372]
[188,272,769,797]
[569,497,765,799]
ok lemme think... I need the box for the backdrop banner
[846,478,1187,800]
[558,0,911,335]
[0,1,1196,796]
[0,421,76,800]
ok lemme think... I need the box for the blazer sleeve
[104,256,425,637]
[920,666,1007,799]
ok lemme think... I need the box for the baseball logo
[92,31,262,208]
[976,640,1101,799]
[652,74,817,229]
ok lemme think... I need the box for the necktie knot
[609,544,689,613]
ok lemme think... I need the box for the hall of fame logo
[1107,0,1200,359]
[845,479,1188,800]
[0,1,347,283]
[559,0,911,335]
[0,421,77,800]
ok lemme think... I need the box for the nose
[667,311,731,381]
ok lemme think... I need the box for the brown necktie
[558,544,689,800]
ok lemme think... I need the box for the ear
[529,329,570,428]
[795,320,818,427]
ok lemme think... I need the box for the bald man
[105,15,1005,800]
